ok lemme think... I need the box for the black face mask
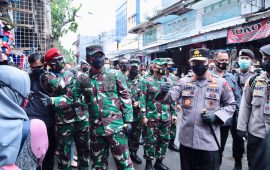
[89,57,105,69]
[215,61,229,71]
[129,69,139,79]
[262,61,270,72]
[31,66,45,78]
[81,66,89,72]
[191,64,208,77]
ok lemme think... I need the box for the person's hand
[201,113,217,124]
[39,91,53,107]
[133,101,139,108]
[123,123,132,136]
[160,78,170,93]
[172,115,177,124]
[237,130,247,142]
[141,117,148,126]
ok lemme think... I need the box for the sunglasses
[50,57,64,64]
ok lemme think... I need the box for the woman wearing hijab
[0,65,48,169]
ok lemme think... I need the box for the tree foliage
[55,41,76,64]
[51,0,81,41]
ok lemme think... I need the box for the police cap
[260,44,270,57]
[239,49,255,59]
[189,48,210,61]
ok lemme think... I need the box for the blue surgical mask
[238,59,251,70]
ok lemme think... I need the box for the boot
[168,139,179,152]
[154,159,170,170]
[130,152,142,164]
[145,160,153,170]
[233,159,242,170]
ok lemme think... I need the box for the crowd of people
[1,43,270,170]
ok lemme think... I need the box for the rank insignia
[184,98,191,106]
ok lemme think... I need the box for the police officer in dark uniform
[237,44,270,169]
[211,50,242,169]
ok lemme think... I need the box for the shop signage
[227,19,270,44]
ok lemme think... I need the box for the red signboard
[227,19,270,44]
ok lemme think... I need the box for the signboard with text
[227,19,270,44]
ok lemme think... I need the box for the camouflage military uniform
[126,73,142,153]
[41,70,90,170]
[166,73,178,141]
[70,67,134,170]
[139,74,174,160]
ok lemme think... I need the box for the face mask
[129,69,139,78]
[215,61,229,71]
[262,61,270,72]
[31,66,45,78]
[238,59,251,70]
[2,36,9,42]
[81,66,89,72]
[90,57,104,69]
[156,68,167,75]
[191,64,208,77]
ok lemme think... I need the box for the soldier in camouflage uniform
[164,58,179,152]
[119,58,129,80]
[126,59,143,164]
[68,45,134,170]
[80,60,90,73]
[140,58,173,170]
[39,48,90,170]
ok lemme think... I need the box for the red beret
[45,47,61,62]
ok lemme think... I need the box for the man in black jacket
[24,53,55,170]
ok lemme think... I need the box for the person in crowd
[126,59,143,164]
[140,65,147,77]
[118,58,129,79]
[140,58,174,170]
[0,65,48,169]
[80,60,90,73]
[24,53,56,170]
[165,58,179,152]
[157,48,236,170]
[235,49,255,90]
[67,45,134,169]
[237,44,270,169]
[211,50,242,169]
[39,47,90,169]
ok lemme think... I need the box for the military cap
[260,44,270,57]
[152,58,167,66]
[130,58,140,66]
[239,49,255,59]
[165,58,174,65]
[45,47,62,62]
[189,48,210,61]
[86,45,104,57]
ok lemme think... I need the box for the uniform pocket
[205,92,219,110]
[181,90,195,108]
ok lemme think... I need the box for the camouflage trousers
[91,132,134,170]
[56,120,90,170]
[128,121,141,153]
[144,120,171,160]
[170,122,176,140]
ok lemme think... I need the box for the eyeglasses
[50,57,64,64]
